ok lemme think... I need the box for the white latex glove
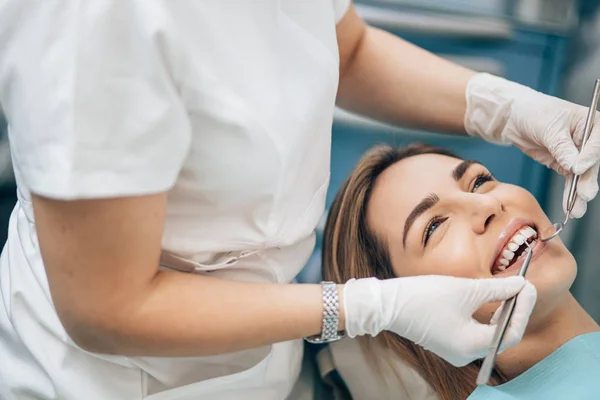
[343,275,537,367]
[465,73,600,218]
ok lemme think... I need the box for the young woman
[323,143,600,399]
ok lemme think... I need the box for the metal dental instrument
[540,78,600,243]
[476,242,534,386]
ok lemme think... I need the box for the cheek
[504,186,551,223]
[397,232,484,279]
[526,244,577,307]
[433,240,482,278]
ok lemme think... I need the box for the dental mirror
[539,217,568,243]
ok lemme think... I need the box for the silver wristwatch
[304,281,345,344]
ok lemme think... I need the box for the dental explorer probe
[476,242,534,386]
[540,78,600,243]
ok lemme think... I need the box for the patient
[322,143,600,400]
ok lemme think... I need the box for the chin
[526,241,577,323]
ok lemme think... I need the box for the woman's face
[366,153,576,324]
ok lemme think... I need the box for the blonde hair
[322,143,506,399]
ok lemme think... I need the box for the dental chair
[311,337,438,400]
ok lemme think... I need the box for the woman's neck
[496,294,599,380]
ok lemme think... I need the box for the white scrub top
[0,1,350,399]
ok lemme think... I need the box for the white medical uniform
[0,1,349,399]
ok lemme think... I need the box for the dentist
[0,2,598,399]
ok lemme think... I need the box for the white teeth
[502,249,515,260]
[521,227,536,238]
[494,225,538,274]
[513,234,526,245]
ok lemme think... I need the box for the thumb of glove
[497,281,538,353]
[457,279,536,362]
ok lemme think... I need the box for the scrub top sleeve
[333,0,352,23]
[0,1,191,200]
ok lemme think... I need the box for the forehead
[367,153,463,235]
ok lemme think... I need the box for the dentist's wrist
[337,284,346,332]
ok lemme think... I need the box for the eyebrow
[453,160,481,182]
[402,160,483,248]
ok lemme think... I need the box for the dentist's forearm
[70,271,346,356]
[32,192,347,357]
[337,25,476,134]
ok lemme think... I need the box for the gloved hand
[343,275,537,367]
[464,72,600,218]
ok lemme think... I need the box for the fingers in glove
[548,160,571,176]
[458,321,503,364]
[562,165,599,218]
[467,276,526,312]
[546,127,579,172]
[577,163,600,203]
[498,282,538,353]
[526,149,557,171]
[573,124,600,175]
[571,111,589,147]
[568,197,588,219]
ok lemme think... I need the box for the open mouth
[491,225,538,275]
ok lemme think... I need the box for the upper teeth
[497,226,537,271]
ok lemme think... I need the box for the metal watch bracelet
[304,281,345,344]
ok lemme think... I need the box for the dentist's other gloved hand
[343,275,537,367]
[464,73,600,218]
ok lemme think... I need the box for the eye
[472,173,494,192]
[423,216,448,246]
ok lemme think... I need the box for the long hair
[322,143,506,400]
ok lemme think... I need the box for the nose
[461,193,504,234]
